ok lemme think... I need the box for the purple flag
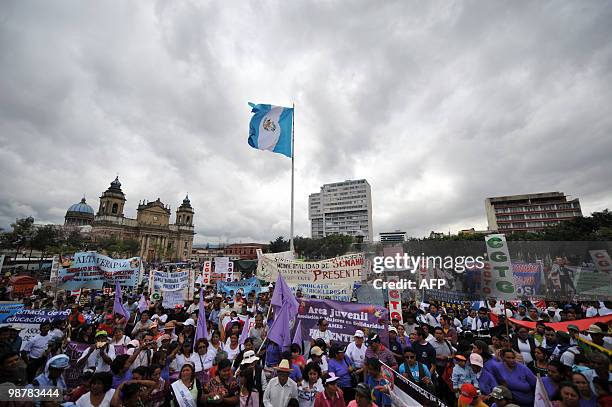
[267,303,292,349]
[239,316,250,345]
[271,272,298,316]
[138,294,148,313]
[194,288,208,350]
[113,281,130,320]
[292,320,302,347]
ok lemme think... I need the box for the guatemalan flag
[248,102,293,158]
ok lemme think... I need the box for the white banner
[151,270,190,292]
[49,255,60,284]
[214,257,230,273]
[256,253,365,285]
[295,282,353,301]
[162,289,184,309]
[484,234,516,300]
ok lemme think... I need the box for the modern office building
[379,231,407,243]
[309,179,373,241]
[485,192,582,233]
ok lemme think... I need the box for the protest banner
[355,284,385,307]
[58,252,141,290]
[509,314,612,333]
[162,289,184,309]
[0,301,24,323]
[484,234,516,300]
[387,275,403,324]
[295,298,389,346]
[570,266,612,300]
[49,255,60,284]
[5,309,76,342]
[151,270,190,292]
[214,257,230,273]
[381,361,449,407]
[512,262,543,297]
[217,277,261,296]
[202,261,212,285]
[257,253,365,286]
[294,282,353,301]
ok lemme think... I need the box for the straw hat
[274,359,293,373]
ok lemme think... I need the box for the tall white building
[309,179,373,241]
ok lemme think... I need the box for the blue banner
[0,302,24,323]
[58,252,141,290]
[216,277,261,296]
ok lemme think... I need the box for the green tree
[268,236,289,253]
[0,216,35,261]
[31,225,61,270]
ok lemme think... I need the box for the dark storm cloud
[1,0,611,243]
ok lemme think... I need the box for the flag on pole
[292,320,302,347]
[113,281,130,320]
[268,272,299,350]
[138,294,148,313]
[194,287,208,349]
[534,374,553,407]
[248,102,293,158]
[239,316,251,345]
[271,272,299,317]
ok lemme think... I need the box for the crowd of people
[0,275,610,407]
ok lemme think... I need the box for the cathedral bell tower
[98,176,126,216]
[175,195,194,226]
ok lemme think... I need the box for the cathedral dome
[65,197,95,226]
[67,198,94,214]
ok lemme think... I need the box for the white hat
[469,353,483,368]
[184,318,196,327]
[325,372,340,384]
[274,359,293,373]
[310,346,324,356]
[240,350,260,365]
[354,330,365,338]
[388,327,398,334]
[128,339,140,348]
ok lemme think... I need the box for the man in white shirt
[127,333,155,370]
[76,331,116,372]
[345,330,368,371]
[21,321,54,382]
[263,359,298,407]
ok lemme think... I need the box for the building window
[112,203,118,214]
[184,241,188,249]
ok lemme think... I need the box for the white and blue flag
[248,102,293,158]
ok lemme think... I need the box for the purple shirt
[327,357,352,388]
[494,362,536,406]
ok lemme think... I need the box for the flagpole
[290,103,295,253]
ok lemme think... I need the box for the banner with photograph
[295,298,389,346]
[257,253,365,285]
[58,252,141,290]
[217,277,261,296]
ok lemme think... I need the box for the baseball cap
[183,318,195,327]
[325,372,340,385]
[458,383,478,405]
[354,330,365,338]
[567,324,579,332]
[388,327,398,334]
[367,333,381,344]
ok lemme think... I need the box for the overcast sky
[1,1,611,244]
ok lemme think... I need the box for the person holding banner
[364,358,391,407]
